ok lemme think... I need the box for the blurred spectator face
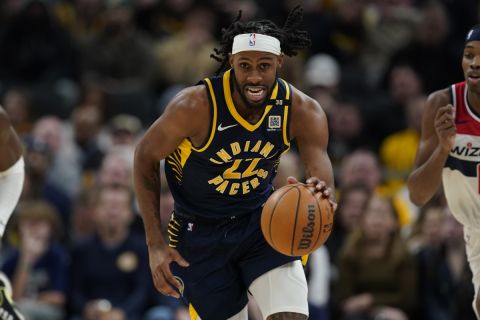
[215,0,258,20]
[420,206,446,247]
[338,187,370,232]
[304,54,340,91]
[109,114,141,146]
[340,150,382,191]
[304,54,340,113]
[25,139,52,177]
[3,89,30,127]
[417,3,448,46]
[81,82,106,111]
[16,200,60,247]
[336,0,365,23]
[184,7,216,44]
[362,195,397,241]
[19,217,52,244]
[95,187,133,232]
[32,116,63,153]
[165,0,193,13]
[75,0,104,13]
[405,95,426,132]
[389,65,422,104]
[71,189,97,238]
[442,209,464,245]
[104,0,133,30]
[72,106,102,145]
[330,102,363,140]
[98,153,132,187]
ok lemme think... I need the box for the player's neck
[467,89,480,114]
[231,91,266,124]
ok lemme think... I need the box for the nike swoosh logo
[217,123,238,131]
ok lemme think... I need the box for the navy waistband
[173,209,248,225]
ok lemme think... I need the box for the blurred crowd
[0,0,478,319]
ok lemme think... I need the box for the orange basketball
[261,183,334,256]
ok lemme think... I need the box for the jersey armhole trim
[191,79,218,152]
[280,79,291,147]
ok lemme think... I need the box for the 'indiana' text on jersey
[164,69,292,218]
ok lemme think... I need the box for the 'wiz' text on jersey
[165,70,292,218]
[443,81,480,228]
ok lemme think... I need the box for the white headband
[231,33,281,55]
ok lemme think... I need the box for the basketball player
[0,106,25,320]
[134,6,335,320]
[407,25,480,318]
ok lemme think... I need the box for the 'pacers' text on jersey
[165,70,292,218]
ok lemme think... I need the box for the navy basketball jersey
[164,69,292,218]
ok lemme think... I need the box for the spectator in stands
[2,200,68,320]
[69,185,150,320]
[333,194,417,320]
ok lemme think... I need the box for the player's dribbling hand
[287,176,337,211]
[434,104,456,153]
[148,244,189,298]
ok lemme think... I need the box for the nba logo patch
[268,115,281,129]
[249,33,256,46]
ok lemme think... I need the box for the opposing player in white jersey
[407,25,480,318]
[0,106,25,320]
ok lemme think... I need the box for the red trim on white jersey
[452,82,480,136]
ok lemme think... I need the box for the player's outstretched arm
[289,88,336,208]
[407,89,455,206]
[133,86,208,297]
[0,106,23,170]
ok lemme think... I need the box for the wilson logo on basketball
[298,204,316,250]
[261,183,333,257]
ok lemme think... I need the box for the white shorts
[192,260,308,320]
[248,260,309,318]
[464,226,480,318]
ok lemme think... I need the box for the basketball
[261,183,334,256]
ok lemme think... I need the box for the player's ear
[228,54,234,68]
[277,54,284,68]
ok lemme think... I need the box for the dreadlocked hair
[211,5,311,74]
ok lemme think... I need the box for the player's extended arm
[0,107,24,236]
[290,89,336,206]
[133,86,207,297]
[0,107,23,170]
[407,90,455,206]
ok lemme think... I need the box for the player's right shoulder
[156,84,211,140]
[426,88,451,110]
[165,84,209,115]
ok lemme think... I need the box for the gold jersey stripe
[223,69,278,132]
[192,78,218,152]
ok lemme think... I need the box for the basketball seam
[268,185,296,251]
[309,189,323,251]
[290,186,301,256]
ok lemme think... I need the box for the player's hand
[287,176,337,211]
[148,244,189,298]
[434,104,456,153]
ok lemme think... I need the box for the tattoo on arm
[267,312,308,320]
[142,162,161,226]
